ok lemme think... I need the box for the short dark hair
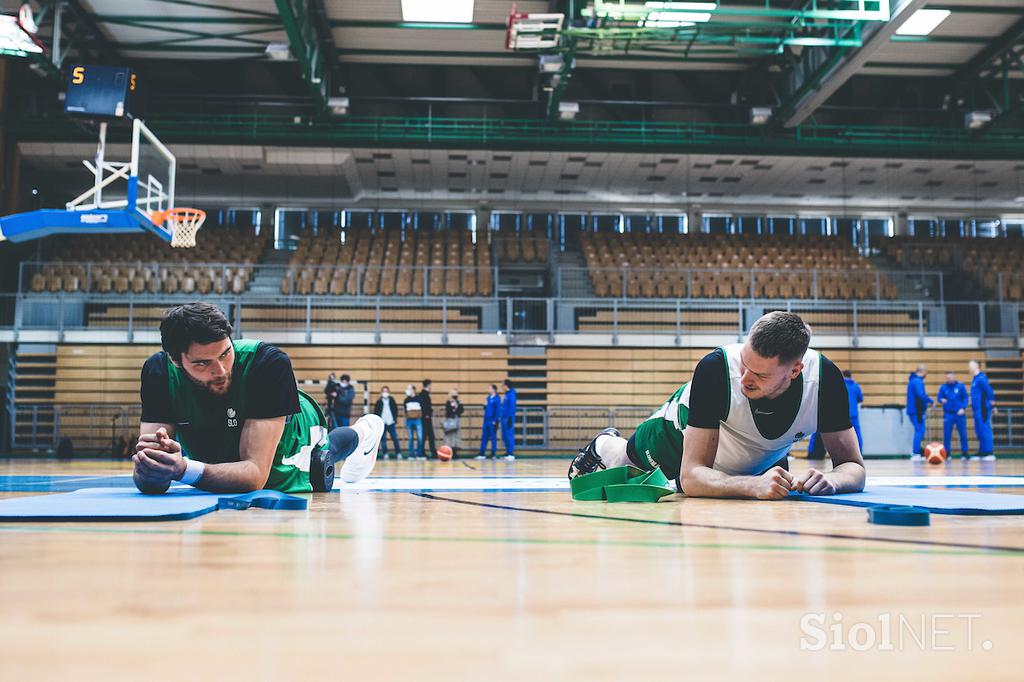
[423,379,432,388]
[842,369,852,378]
[748,311,811,365]
[490,384,498,391]
[160,302,233,362]
[503,379,513,389]
[340,374,350,382]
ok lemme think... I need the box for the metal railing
[12,403,1022,454]
[18,261,500,299]
[7,403,547,454]
[23,261,947,303]
[5,293,1021,343]
[924,407,1024,452]
[15,112,1024,158]
[557,266,944,302]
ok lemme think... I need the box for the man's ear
[790,361,805,379]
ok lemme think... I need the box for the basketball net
[154,208,206,248]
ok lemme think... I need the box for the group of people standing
[906,360,996,460]
[477,380,517,461]
[325,374,518,460]
[371,380,461,460]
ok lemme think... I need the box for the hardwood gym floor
[0,457,1021,680]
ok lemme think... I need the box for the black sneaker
[568,427,620,480]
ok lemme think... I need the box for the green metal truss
[510,1,893,122]
[951,15,1024,129]
[11,112,1024,160]
[273,0,331,109]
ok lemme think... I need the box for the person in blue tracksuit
[476,384,501,460]
[968,359,996,460]
[843,369,864,451]
[808,369,864,458]
[906,365,933,459]
[937,371,969,459]
[500,379,517,460]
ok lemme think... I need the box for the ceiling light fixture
[895,9,950,36]
[401,0,474,23]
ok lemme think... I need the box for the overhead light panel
[895,9,950,36]
[642,2,713,26]
[401,0,474,23]
[643,12,709,27]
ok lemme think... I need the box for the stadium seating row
[496,236,548,263]
[29,227,267,294]
[282,226,494,296]
[880,235,1024,301]
[581,232,894,299]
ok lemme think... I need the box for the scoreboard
[64,65,137,118]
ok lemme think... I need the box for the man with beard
[133,302,382,494]
[568,311,865,499]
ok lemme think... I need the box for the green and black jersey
[140,339,328,493]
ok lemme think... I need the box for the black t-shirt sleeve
[246,343,300,419]
[140,352,175,424]
[817,355,852,433]
[686,349,729,429]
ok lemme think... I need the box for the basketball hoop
[154,208,206,248]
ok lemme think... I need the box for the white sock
[595,435,631,468]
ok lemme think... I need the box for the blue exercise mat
[0,487,307,522]
[790,486,1024,515]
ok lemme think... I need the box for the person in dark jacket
[906,365,933,460]
[372,385,402,459]
[324,372,340,424]
[476,384,501,460]
[419,378,438,459]
[500,379,517,461]
[331,374,356,428]
[443,389,465,458]
[937,371,969,459]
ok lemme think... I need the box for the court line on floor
[412,493,1024,555]
[0,523,1008,557]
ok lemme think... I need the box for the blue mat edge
[788,493,1024,515]
[0,488,308,522]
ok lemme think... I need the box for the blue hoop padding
[0,207,170,243]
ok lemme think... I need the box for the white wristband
[177,459,206,486]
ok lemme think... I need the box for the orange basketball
[924,442,946,465]
[437,445,453,461]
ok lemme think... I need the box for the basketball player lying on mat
[132,302,383,495]
[569,311,866,499]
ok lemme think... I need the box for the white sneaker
[504,455,516,461]
[982,454,996,461]
[339,414,384,484]
[969,455,980,462]
[474,455,486,460]
[910,454,925,462]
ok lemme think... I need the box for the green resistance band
[570,466,675,503]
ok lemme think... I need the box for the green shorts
[627,407,689,480]
[267,391,329,494]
